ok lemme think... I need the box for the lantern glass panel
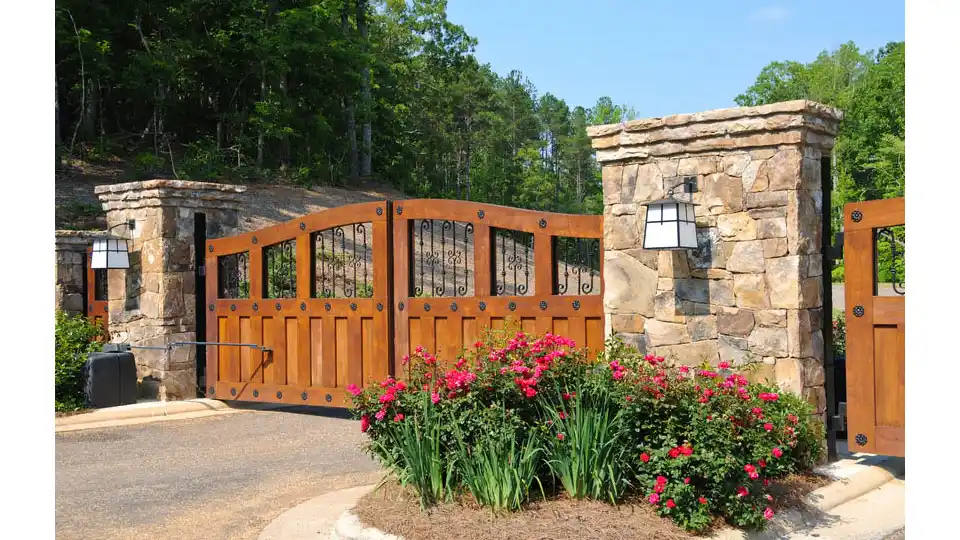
[662,202,678,221]
[679,221,697,248]
[646,204,661,221]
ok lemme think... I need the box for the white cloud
[750,5,790,22]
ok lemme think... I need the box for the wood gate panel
[392,200,604,374]
[86,247,109,332]
[205,201,391,407]
[843,197,905,457]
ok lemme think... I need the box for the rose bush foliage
[348,328,823,531]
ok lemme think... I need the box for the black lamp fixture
[91,219,135,269]
[640,176,699,250]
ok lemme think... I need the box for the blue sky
[445,0,904,118]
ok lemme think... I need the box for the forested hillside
[55,0,635,217]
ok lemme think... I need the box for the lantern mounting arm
[106,219,136,235]
[665,176,699,198]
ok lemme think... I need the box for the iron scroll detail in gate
[205,199,604,408]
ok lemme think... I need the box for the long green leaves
[543,383,629,503]
[452,410,545,513]
[377,393,455,509]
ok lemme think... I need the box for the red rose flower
[758,459,767,468]
[718,361,730,370]
[684,477,691,484]
[640,452,650,463]
[737,486,749,497]
[699,497,708,505]
[648,493,660,505]
[764,507,775,520]
[360,415,370,433]
[393,413,404,422]
[666,499,676,509]
[764,423,774,432]
[557,433,565,441]
[772,447,783,458]
[668,448,681,459]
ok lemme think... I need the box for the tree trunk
[257,65,265,168]
[356,0,372,179]
[342,1,359,182]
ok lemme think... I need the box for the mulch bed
[55,409,95,418]
[353,474,830,540]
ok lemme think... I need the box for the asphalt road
[55,407,382,540]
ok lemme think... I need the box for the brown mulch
[353,473,829,540]
[55,409,95,418]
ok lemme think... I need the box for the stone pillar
[55,230,106,317]
[95,180,246,400]
[589,100,841,417]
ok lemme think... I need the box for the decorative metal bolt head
[539,301,547,310]
[853,305,865,317]
[230,388,237,396]
[479,301,486,311]
[324,302,332,311]
[572,300,581,310]
[396,206,403,215]
[300,302,307,311]
[538,218,547,228]
[377,302,384,312]
[230,304,236,311]
[509,301,517,311]
[301,391,308,401]
[350,302,358,311]
[253,390,259,398]
[252,303,259,312]
[276,391,283,399]
[424,303,431,312]
[208,304,214,312]
[855,433,868,446]
[252,236,258,244]
[208,244,214,252]
[477,209,485,219]
[275,302,282,311]
[450,302,458,312]
[299,222,306,230]
[208,386,215,395]
[851,210,863,223]
[398,301,405,311]
[325,393,333,403]
[376,207,383,216]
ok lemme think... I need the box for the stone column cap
[55,230,109,251]
[587,100,844,164]
[95,179,247,211]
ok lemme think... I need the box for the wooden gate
[204,200,604,407]
[843,197,905,457]
[86,247,109,332]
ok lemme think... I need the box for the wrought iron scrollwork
[494,228,534,296]
[555,236,601,296]
[93,268,108,301]
[263,239,297,298]
[218,252,250,298]
[875,226,905,295]
[314,222,373,299]
[413,219,474,298]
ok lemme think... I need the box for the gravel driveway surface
[56,407,381,540]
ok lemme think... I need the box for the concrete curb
[56,399,241,432]
[807,456,905,512]
[258,484,378,540]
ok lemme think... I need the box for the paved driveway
[56,407,381,540]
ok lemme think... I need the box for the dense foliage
[348,328,823,532]
[736,41,905,282]
[56,0,634,215]
[55,311,105,411]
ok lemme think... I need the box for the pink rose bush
[347,329,823,531]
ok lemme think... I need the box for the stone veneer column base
[589,100,842,417]
[95,180,246,400]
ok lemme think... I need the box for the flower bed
[348,328,825,534]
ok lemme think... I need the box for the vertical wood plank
[240,317,252,382]
[421,316,437,358]
[474,223,492,297]
[250,245,263,301]
[463,317,478,348]
[218,317,229,382]
[538,316,553,337]
[251,316,264,383]
[552,318,570,339]
[227,316,241,382]
[347,314,363,387]
[567,316,586,352]
[521,317,537,336]
[585,317,604,360]
[321,316,337,387]
[297,316,311,387]
[874,325,905,427]
[392,215,409,378]
[285,317,300,385]
[844,228,876,452]
[534,233,554,296]
[296,233,312,299]
[336,317,349,388]
[362,317,375,384]
[261,317,276,384]
[373,216,392,385]
[310,318,323,386]
[272,316,288,385]
[205,255,218,392]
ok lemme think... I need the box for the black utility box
[85,345,138,408]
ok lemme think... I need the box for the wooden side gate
[204,200,604,408]
[843,197,905,457]
[86,247,109,332]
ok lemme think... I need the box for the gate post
[95,180,245,400]
[589,101,842,425]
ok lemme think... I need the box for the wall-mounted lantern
[640,177,699,250]
[91,220,135,269]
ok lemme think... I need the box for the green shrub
[833,311,847,356]
[55,311,105,411]
[347,329,824,533]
